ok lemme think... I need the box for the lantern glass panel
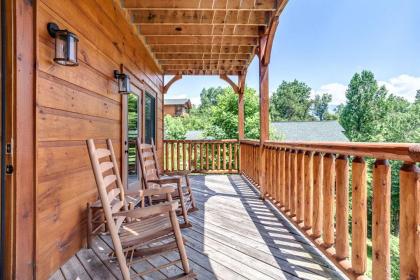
[123,75,131,93]
[54,32,67,64]
[67,35,78,64]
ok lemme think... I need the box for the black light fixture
[114,70,131,94]
[47,22,79,66]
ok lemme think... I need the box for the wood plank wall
[36,0,163,278]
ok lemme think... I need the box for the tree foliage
[312,93,332,121]
[270,80,313,121]
[164,115,187,140]
[339,71,389,142]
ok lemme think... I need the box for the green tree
[339,71,388,142]
[199,87,224,112]
[164,115,187,140]
[205,87,261,139]
[312,93,332,121]
[270,80,313,121]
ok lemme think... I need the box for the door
[123,92,141,188]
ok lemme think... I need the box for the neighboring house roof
[164,98,192,109]
[272,121,349,142]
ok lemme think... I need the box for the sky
[165,0,420,105]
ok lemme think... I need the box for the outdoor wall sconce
[47,22,79,66]
[114,70,131,94]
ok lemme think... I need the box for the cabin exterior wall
[35,0,163,278]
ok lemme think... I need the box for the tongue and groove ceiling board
[120,0,288,75]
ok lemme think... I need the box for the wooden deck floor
[49,174,345,280]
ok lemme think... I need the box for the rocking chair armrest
[112,201,179,219]
[164,170,191,177]
[140,186,176,197]
[148,177,181,185]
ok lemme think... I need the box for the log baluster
[188,143,192,170]
[276,148,281,203]
[171,142,176,171]
[323,153,335,248]
[290,150,297,217]
[279,148,286,208]
[217,143,221,170]
[304,151,313,230]
[399,162,419,279]
[335,155,349,261]
[372,159,391,279]
[351,156,367,275]
[296,150,305,223]
[284,149,290,212]
[312,152,323,238]
[223,143,227,170]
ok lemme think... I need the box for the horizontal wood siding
[36,0,163,278]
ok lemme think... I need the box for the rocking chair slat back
[86,139,131,279]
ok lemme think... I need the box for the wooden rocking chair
[87,139,194,280]
[137,138,198,228]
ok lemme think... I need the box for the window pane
[145,93,156,144]
[127,93,139,180]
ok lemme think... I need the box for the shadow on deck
[50,175,345,280]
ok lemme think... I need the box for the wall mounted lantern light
[47,22,79,66]
[114,70,131,94]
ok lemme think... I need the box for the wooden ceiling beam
[159,59,248,64]
[136,22,267,27]
[155,53,251,60]
[130,10,269,25]
[151,45,254,53]
[160,60,247,67]
[126,8,277,11]
[123,0,278,10]
[165,70,245,76]
[145,36,257,45]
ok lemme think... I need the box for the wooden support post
[335,155,349,260]
[258,36,270,199]
[399,162,419,279]
[352,157,367,275]
[238,74,246,140]
[372,159,391,279]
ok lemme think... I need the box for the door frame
[1,0,36,279]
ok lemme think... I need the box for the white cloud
[378,74,420,102]
[311,83,348,104]
[312,74,420,104]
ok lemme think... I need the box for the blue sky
[166,0,420,105]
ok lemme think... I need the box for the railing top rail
[239,139,260,146]
[164,139,239,143]
[263,140,420,162]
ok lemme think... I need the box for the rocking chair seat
[120,214,173,247]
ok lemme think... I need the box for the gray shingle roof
[164,98,190,105]
[272,121,349,142]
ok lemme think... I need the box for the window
[127,93,139,179]
[144,93,156,144]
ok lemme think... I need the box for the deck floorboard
[49,174,345,280]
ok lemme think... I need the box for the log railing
[240,140,420,280]
[163,139,240,173]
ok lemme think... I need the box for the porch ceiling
[119,0,288,75]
